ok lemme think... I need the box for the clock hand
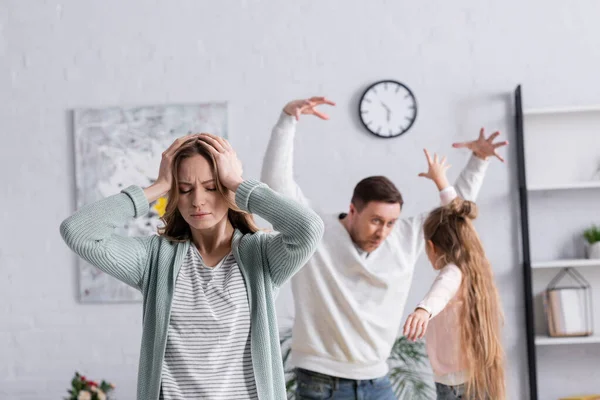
[380,102,392,120]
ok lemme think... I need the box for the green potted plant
[280,329,434,399]
[583,225,600,259]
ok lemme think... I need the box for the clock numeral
[363,98,372,104]
[405,116,413,121]
[389,129,393,135]
[361,109,369,114]
[377,126,382,134]
[404,93,412,99]
[371,88,377,95]
[395,86,400,93]
[384,82,388,90]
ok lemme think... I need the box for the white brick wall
[2,1,600,398]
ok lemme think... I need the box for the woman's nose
[191,190,206,207]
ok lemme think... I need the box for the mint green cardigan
[60,179,324,400]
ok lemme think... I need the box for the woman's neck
[190,217,234,267]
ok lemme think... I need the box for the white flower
[90,386,98,392]
[97,390,106,400]
[78,391,92,400]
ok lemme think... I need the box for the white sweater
[261,112,489,380]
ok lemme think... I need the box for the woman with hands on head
[60,133,324,400]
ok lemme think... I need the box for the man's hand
[283,97,336,121]
[452,128,509,162]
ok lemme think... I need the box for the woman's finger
[199,134,226,153]
[200,132,228,147]
[209,133,232,151]
[163,134,198,157]
[197,139,220,158]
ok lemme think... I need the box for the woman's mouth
[191,212,211,219]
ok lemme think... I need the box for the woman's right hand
[144,134,199,203]
[418,149,451,191]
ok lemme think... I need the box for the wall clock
[359,80,417,138]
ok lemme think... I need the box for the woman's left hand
[198,134,244,192]
[403,308,431,342]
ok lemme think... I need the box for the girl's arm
[403,264,462,341]
[416,264,463,318]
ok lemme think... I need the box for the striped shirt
[160,245,258,399]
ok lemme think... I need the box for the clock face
[359,80,417,138]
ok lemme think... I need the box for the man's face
[348,201,401,252]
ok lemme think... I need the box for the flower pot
[586,242,600,259]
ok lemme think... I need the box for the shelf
[527,181,600,191]
[535,335,600,345]
[532,259,600,269]
[524,105,600,116]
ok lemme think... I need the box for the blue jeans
[435,383,465,400]
[295,368,397,400]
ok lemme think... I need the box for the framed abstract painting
[72,103,228,302]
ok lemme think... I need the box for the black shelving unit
[514,84,539,400]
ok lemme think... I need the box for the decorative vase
[586,242,600,259]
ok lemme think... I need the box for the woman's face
[176,154,230,231]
